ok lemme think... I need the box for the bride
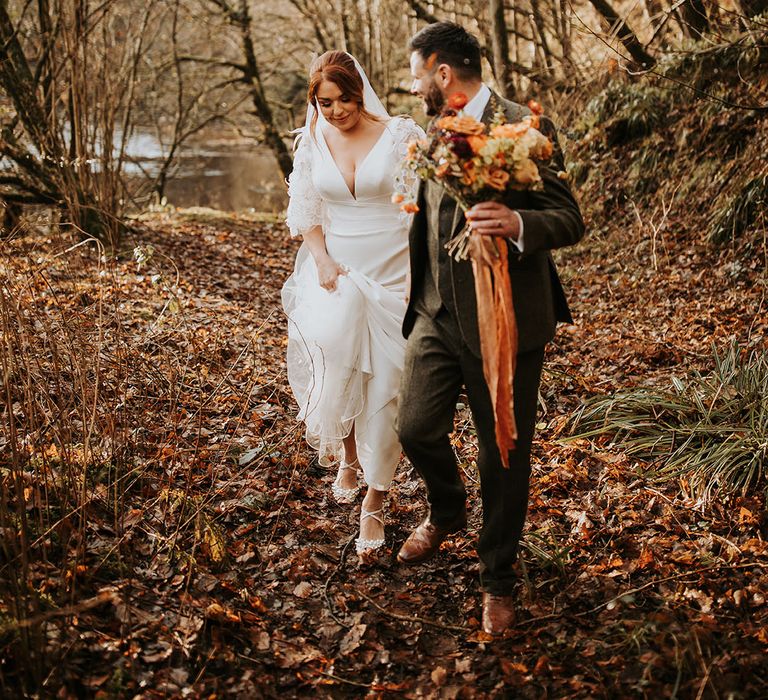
[282,51,425,555]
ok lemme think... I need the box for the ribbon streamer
[469,234,518,467]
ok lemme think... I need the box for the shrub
[709,173,768,246]
[569,342,768,502]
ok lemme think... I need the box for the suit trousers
[397,307,545,595]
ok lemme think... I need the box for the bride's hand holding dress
[301,226,347,292]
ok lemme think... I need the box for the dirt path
[3,208,766,698]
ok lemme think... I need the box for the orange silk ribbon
[470,234,518,467]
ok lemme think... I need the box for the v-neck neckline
[320,123,390,200]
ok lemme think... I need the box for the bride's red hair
[307,51,382,135]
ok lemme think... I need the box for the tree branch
[588,0,657,68]
[173,55,248,73]
[405,0,439,24]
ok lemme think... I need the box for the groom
[396,22,585,635]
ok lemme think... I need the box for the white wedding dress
[282,117,424,490]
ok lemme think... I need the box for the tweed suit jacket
[403,92,586,356]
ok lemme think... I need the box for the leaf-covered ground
[2,195,766,697]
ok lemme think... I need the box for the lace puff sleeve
[285,132,324,238]
[391,118,426,221]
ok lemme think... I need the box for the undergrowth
[0,231,270,692]
[568,28,768,259]
[569,342,768,502]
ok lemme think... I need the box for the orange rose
[437,115,486,136]
[485,168,510,191]
[527,99,544,115]
[538,139,553,159]
[447,92,469,110]
[490,122,529,140]
[461,164,478,186]
[513,159,540,187]
[391,193,405,204]
[467,135,488,154]
[401,202,420,214]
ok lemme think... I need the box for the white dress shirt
[462,84,525,252]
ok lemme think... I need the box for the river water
[126,130,288,213]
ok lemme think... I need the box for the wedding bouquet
[397,92,553,261]
[397,94,556,466]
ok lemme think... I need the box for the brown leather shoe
[482,593,516,635]
[396,511,466,564]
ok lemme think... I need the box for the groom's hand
[466,202,521,241]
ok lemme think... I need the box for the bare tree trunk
[588,0,657,68]
[489,0,512,98]
[288,0,330,51]
[208,0,293,179]
[0,0,110,237]
[530,1,556,77]
[238,7,293,179]
[512,1,523,97]
[559,0,572,67]
[0,2,59,157]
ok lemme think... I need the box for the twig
[356,585,566,633]
[352,587,468,634]
[312,670,372,689]
[264,427,305,548]
[579,562,768,616]
[0,589,117,633]
[321,534,357,629]
[693,629,714,700]
[567,1,768,111]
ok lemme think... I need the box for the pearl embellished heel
[355,507,385,555]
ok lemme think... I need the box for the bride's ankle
[362,488,386,510]
[360,498,385,530]
[335,459,358,488]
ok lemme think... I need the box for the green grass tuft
[569,342,768,502]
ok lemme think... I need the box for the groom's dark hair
[409,22,482,81]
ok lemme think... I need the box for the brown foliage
[1,198,766,696]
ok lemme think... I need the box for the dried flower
[486,168,511,191]
[447,92,469,110]
[527,99,544,115]
[436,115,486,136]
[490,122,529,140]
[467,135,488,154]
[449,136,473,159]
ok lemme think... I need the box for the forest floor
[3,200,766,698]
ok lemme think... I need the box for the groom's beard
[423,82,445,116]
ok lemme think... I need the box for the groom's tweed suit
[397,93,585,594]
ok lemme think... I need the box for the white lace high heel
[355,507,385,555]
[331,459,360,504]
